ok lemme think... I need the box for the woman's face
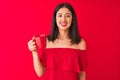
[56,7,72,31]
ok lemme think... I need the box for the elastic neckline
[44,47,86,51]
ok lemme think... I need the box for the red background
[0,0,120,80]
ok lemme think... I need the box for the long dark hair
[47,3,82,44]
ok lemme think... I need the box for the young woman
[28,3,88,80]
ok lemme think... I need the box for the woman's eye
[66,15,70,17]
[58,15,62,17]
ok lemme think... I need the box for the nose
[61,16,66,22]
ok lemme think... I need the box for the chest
[46,40,79,49]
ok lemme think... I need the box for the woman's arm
[78,38,87,80]
[79,71,86,80]
[32,51,45,77]
[28,37,45,77]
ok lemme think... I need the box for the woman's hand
[28,36,45,77]
[28,36,37,52]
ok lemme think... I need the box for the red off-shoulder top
[35,34,88,80]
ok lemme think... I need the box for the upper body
[28,3,87,80]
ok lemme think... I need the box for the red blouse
[34,34,88,80]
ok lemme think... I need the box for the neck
[58,30,69,40]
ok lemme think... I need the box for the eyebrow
[57,13,71,15]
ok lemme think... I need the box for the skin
[28,7,86,80]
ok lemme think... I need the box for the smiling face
[56,7,72,31]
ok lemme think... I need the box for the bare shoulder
[78,38,87,50]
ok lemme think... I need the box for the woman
[28,3,88,80]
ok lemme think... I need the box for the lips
[60,22,67,26]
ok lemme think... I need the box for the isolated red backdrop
[0,0,120,80]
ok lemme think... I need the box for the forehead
[57,7,72,14]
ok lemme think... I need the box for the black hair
[47,3,82,44]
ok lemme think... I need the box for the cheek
[67,18,72,24]
[56,19,61,26]
[56,18,60,23]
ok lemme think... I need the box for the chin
[59,27,69,31]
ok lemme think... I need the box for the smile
[60,22,67,26]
